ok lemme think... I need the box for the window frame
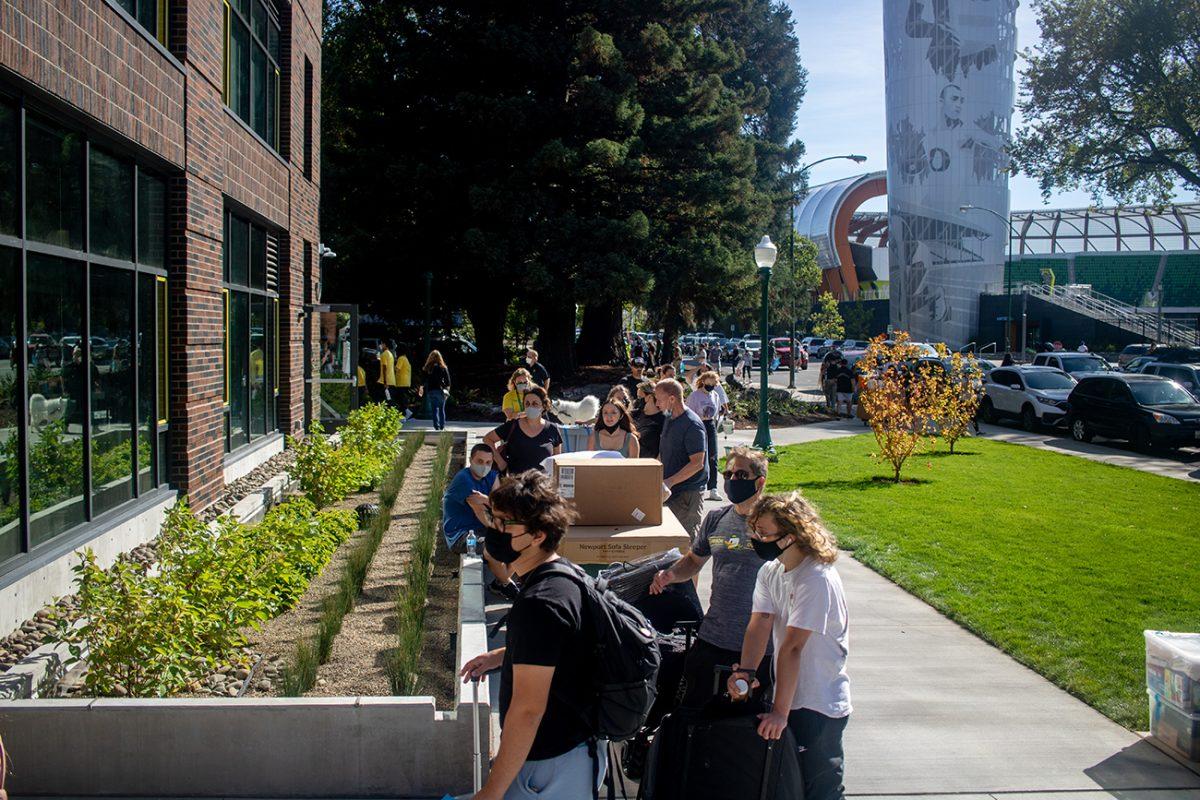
[222,0,283,154]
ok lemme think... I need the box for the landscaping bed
[766,433,1200,729]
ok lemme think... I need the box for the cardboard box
[559,507,691,565]
[553,456,663,526]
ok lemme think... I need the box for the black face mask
[600,422,620,434]
[484,526,532,565]
[724,477,759,505]
[751,535,793,561]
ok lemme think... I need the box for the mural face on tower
[884,0,1018,346]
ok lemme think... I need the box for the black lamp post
[753,235,778,453]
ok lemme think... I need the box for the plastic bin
[1149,691,1200,762]
[1145,631,1200,715]
[560,424,593,454]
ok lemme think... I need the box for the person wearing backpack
[648,445,774,708]
[461,471,658,799]
[729,492,851,800]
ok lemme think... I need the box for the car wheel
[1021,405,1039,433]
[1070,416,1093,443]
[980,397,997,424]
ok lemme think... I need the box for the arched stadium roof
[1011,204,1200,254]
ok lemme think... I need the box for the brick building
[0,0,321,633]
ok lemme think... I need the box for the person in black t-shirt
[632,380,664,459]
[483,385,563,475]
[619,357,647,400]
[461,472,603,800]
[834,358,855,418]
[525,348,551,391]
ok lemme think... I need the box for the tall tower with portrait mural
[884,0,1018,346]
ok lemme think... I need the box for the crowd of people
[439,350,851,800]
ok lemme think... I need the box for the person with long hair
[686,370,723,500]
[632,381,664,459]
[418,350,451,430]
[586,399,640,457]
[730,492,851,800]
[483,385,563,475]
[607,383,633,409]
[502,368,534,422]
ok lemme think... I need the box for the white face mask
[525,407,543,421]
[470,462,491,479]
[525,357,534,366]
[516,382,530,392]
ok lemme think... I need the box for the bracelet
[733,667,757,678]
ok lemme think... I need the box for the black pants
[702,418,718,491]
[788,708,848,800]
[679,638,773,711]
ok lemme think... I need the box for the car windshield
[1131,381,1196,405]
[1060,356,1111,373]
[1025,372,1075,390]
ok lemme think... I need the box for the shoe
[488,579,521,602]
[706,489,722,501]
[403,409,413,420]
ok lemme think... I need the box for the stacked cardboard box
[1146,631,1200,762]
[552,457,691,564]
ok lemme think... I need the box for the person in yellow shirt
[501,368,534,421]
[377,340,396,404]
[356,351,369,407]
[394,343,414,419]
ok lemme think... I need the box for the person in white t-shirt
[728,492,851,800]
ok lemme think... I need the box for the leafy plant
[287,403,404,507]
[855,333,942,482]
[810,292,845,340]
[932,349,982,455]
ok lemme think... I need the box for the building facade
[0,0,321,631]
[884,0,1018,347]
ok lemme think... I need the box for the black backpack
[532,560,662,742]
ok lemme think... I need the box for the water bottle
[465,530,478,556]
[734,678,750,696]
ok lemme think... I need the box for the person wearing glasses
[728,491,850,800]
[648,446,774,708]
[484,385,563,476]
[460,472,604,800]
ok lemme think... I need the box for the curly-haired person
[729,492,851,800]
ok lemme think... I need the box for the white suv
[1031,352,1115,377]
[982,365,1077,430]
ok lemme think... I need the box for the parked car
[1146,346,1200,365]
[841,339,871,351]
[1140,362,1200,399]
[816,339,844,359]
[1118,343,1158,368]
[769,337,808,369]
[1123,355,1157,373]
[1066,374,1200,450]
[981,366,1076,430]
[1031,352,1115,377]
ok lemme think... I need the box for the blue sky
[784,0,1115,212]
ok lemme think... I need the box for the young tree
[1012,0,1200,203]
[932,349,982,454]
[809,292,845,340]
[855,333,941,482]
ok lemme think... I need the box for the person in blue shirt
[443,443,515,594]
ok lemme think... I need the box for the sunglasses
[722,469,755,481]
[483,507,526,531]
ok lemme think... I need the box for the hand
[466,491,489,510]
[460,649,503,682]
[649,569,673,596]
[726,663,760,701]
[756,708,789,740]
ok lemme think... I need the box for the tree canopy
[321,0,806,370]
[1012,0,1200,204]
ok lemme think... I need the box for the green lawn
[765,434,1200,729]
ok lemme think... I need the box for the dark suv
[1066,374,1200,450]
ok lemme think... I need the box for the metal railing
[1023,283,1199,347]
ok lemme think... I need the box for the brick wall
[1,0,321,508]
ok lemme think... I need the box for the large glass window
[0,248,19,561]
[0,96,170,571]
[89,148,135,261]
[90,267,135,516]
[224,0,281,151]
[114,0,169,47]
[228,291,248,448]
[26,254,86,546]
[25,116,84,250]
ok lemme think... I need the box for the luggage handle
[471,677,482,794]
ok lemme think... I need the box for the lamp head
[849,155,868,163]
[959,205,974,213]
[754,235,778,270]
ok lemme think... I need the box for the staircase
[1022,283,1200,347]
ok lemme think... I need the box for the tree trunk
[534,298,577,378]
[576,301,625,366]
[465,292,511,365]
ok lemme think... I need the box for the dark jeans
[702,418,718,491]
[679,638,773,711]
[428,388,446,429]
[787,708,848,800]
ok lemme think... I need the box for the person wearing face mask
[685,370,722,501]
[460,472,604,800]
[525,349,550,392]
[728,492,850,800]
[442,443,517,596]
[586,399,640,457]
[484,385,563,476]
[649,447,774,708]
[502,368,534,422]
[632,381,664,459]
[652,379,708,540]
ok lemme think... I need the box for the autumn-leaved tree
[856,333,941,482]
[931,347,982,454]
[809,292,845,340]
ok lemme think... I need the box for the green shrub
[57,496,356,697]
[287,403,404,507]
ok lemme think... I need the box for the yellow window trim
[273,297,280,396]
[222,0,232,105]
[223,288,231,407]
[157,0,169,48]
[156,276,169,426]
[274,67,281,152]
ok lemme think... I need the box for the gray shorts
[502,741,607,800]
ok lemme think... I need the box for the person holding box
[729,492,851,800]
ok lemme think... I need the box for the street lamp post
[786,154,867,390]
[960,204,1015,355]
[753,235,778,453]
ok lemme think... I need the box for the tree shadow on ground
[799,476,931,491]
[923,450,981,458]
